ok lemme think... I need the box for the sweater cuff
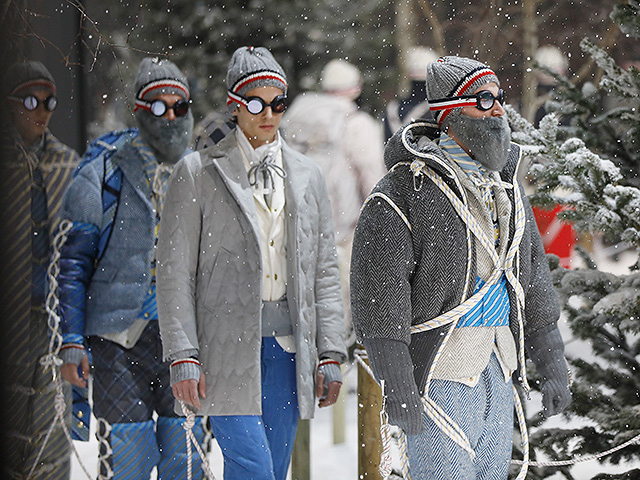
[59,343,86,366]
[319,350,345,364]
[170,358,201,386]
[318,359,342,385]
[527,323,566,375]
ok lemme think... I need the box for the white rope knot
[183,413,196,431]
[178,400,218,479]
[54,387,67,415]
[40,353,63,368]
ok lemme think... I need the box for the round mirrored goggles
[428,89,505,112]
[8,94,58,112]
[463,89,505,111]
[135,98,190,117]
[230,93,287,115]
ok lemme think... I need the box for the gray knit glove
[317,359,343,398]
[363,337,424,436]
[527,324,572,417]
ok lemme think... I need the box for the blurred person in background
[383,46,439,140]
[282,58,385,349]
[1,60,78,480]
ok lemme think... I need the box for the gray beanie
[426,56,500,127]
[133,57,190,105]
[226,46,287,110]
[6,61,56,97]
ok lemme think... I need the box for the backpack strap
[76,128,137,263]
[96,153,123,262]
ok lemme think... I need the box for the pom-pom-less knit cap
[426,56,500,126]
[320,59,362,98]
[226,46,288,109]
[6,61,56,97]
[133,57,190,112]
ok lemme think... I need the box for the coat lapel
[209,137,262,247]
[282,141,313,219]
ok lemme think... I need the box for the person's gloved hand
[384,380,424,436]
[527,324,572,417]
[364,337,425,436]
[316,359,342,408]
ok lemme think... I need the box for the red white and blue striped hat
[133,57,190,112]
[426,56,500,127]
[226,46,288,109]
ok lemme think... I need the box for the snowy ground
[69,240,639,479]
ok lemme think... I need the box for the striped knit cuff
[170,358,201,386]
[59,343,87,366]
[318,359,342,385]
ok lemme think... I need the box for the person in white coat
[281,59,386,348]
[156,46,347,480]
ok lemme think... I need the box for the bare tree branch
[415,0,445,55]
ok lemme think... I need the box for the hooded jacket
[350,121,560,396]
[156,133,347,419]
[57,139,163,342]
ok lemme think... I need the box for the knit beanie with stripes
[226,46,288,112]
[426,56,500,129]
[134,57,190,104]
[6,61,56,97]
[133,57,193,164]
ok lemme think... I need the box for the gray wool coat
[156,133,347,419]
[351,122,561,395]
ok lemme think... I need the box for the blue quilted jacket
[57,139,157,356]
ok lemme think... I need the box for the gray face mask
[135,109,194,164]
[448,114,511,172]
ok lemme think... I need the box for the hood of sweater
[383,120,522,187]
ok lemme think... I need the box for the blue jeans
[209,337,299,480]
[407,353,514,480]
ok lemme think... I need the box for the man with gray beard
[350,56,571,480]
[54,57,208,479]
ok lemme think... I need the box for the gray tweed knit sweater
[350,122,561,407]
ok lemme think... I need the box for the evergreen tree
[508,2,640,478]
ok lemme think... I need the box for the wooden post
[358,355,384,479]
[291,418,310,480]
